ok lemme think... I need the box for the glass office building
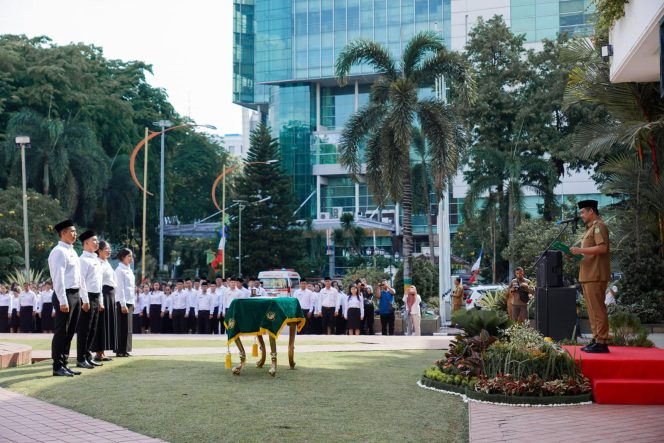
[233,0,597,263]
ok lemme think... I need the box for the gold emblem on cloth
[227,319,236,329]
[266,311,276,321]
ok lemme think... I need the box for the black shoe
[581,340,596,352]
[76,360,95,369]
[53,367,73,377]
[87,358,103,367]
[115,353,127,357]
[582,342,610,353]
[125,352,132,357]
[64,366,82,375]
[95,356,112,362]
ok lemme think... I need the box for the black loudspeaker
[536,250,563,288]
[535,287,577,341]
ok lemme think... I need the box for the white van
[257,269,301,297]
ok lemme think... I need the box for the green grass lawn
[0,350,468,443]
[4,337,351,351]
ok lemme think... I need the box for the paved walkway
[0,388,164,443]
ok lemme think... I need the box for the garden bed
[419,376,593,406]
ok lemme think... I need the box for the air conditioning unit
[319,212,331,220]
[332,207,345,219]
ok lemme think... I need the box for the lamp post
[15,136,31,277]
[233,196,271,278]
[129,122,217,282]
[153,119,173,272]
[211,160,278,278]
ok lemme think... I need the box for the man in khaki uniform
[509,267,534,323]
[451,278,464,327]
[570,200,611,353]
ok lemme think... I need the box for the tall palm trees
[335,31,475,286]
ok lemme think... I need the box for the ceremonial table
[224,297,305,376]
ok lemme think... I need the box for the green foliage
[0,187,67,271]
[225,123,303,278]
[0,238,24,279]
[476,289,508,314]
[591,0,630,43]
[451,308,510,338]
[608,309,655,347]
[393,255,439,300]
[4,268,46,286]
[340,267,389,294]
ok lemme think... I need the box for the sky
[0,0,243,136]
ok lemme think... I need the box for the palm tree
[335,31,475,286]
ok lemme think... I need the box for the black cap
[54,220,74,233]
[177,279,184,284]
[578,200,599,211]
[324,276,331,281]
[79,230,96,244]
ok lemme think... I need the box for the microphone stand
[532,218,578,270]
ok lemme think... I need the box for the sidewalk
[0,388,164,443]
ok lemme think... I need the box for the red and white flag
[468,248,483,284]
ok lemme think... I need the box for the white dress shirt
[224,288,246,315]
[79,250,103,297]
[37,290,54,315]
[172,290,188,310]
[195,292,214,315]
[147,291,163,307]
[100,259,117,288]
[161,294,172,313]
[185,289,198,311]
[310,292,320,315]
[19,291,37,307]
[343,295,365,318]
[48,241,85,306]
[293,288,314,310]
[134,293,145,313]
[319,287,340,311]
[114,262,136,308]
[0,292,12,310]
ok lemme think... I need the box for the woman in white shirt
[161,284,173,333]
[147,282,164,334]
[0,284,11,332]
[92,240,118,361]
[343,285,365,335]
[38,282,55,333]
[403,286,422,336]
[114,248,135,357]
[9,284,20,332]
[18,282,37,333]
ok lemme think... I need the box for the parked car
[464,284,506,310]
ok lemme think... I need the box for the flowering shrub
[475,374,591,397]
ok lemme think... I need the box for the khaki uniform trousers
[581,281,609,344]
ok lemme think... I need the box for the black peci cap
[578,200,599,211]
[54,220,74,233]
[79,230,96,243]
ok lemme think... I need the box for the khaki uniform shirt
[578,219,611,283]
[452,285,464,309]
[509,277,533,306]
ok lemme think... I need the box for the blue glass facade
[510,0,595,42]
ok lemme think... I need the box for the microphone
[556,214,579,225]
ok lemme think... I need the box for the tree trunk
[43,160,50,195]
[507,181,515,279]
[491,211,497,284]
[420,166,435,263]
[402,160,414,291]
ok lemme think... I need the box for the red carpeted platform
[564,346,664,405]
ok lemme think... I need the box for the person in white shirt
[37,282,55,333]
[76,230,104,369]
[146,282,164,334]
[0,284,12,333]
[136,284,149,334]
[293,281,314,334]
[403,285,422,336]
[224,278,246,317]
[209,282,221,334]
[310,283,323,334]
[161,284,173,333]
[9,284,20,333]
[92,240,118,362]
[185,279,198,334]
[115,248,136,357]
[18,282,37,333]
[343,285,365,335]
[48,219,86,377]
[170,280,188,334]
[195,280,213,334]
[215,280,228,333]
[318,277,340,335]
[333,281,346,335]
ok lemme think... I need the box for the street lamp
[128,122,217,282]
[211,159,278,278]
[153,119,173,272]
[233,196,271,277]
[15,136,31,277]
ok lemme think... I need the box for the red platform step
[563,346,664,405]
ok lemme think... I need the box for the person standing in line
[318,277,339,335]
[334,281,346,335]
[33,283,43,333]
[184,279,198,334]
[18,282,37,333]
[215,279,228,333]
[451,278,464,328]
[38,282,55,333]
[161,284,173,334]
[293,281,313,334]
[0,284,12,333]
[133,285,146,335]
[146,282,163,334]
[9,284,20,333]
[76,231,104,369]
[344,285,365,336]
[195,280,213,334]
[92,240,117,362]
[115,248,136,357]
[48,220,85,377]
[403,286,422,336]
[208,282,219,334]
[376,280,396,336]
[310,283,323,335]
[570,199,612,354]
[359,279,375,335]
[170,280,188,334]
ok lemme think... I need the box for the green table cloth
[224,297,305,344]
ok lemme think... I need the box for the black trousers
[172,309,186,334]
[187,307,197,333]
[19,306,34,332]
[322,307,336,334]
[77,293,100,362]
[197,310,210,334]
[210,308,219,334]
[380,312,395,335]
[0,306,9,332]
[117,303,133,354]
[92,286,117,353]
[51,290,81,370]
[362,304,375,335]
[335,308,346,335]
